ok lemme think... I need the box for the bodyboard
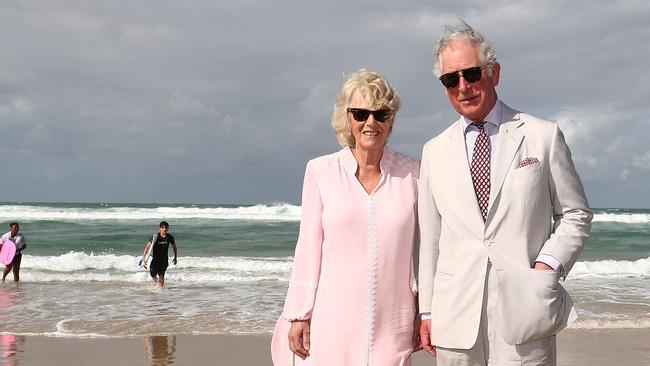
[0,239,16,265]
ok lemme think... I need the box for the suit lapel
[488,105,524,212]
[447,119,484,225]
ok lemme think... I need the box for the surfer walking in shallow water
[1,222,27,283]
[142,221,178,287]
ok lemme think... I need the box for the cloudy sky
[1,1,649,208]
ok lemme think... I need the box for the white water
[13,253,650,284]
[593,212,650,224]
[0,253,647,336]
[2,204,649,223]
[0,203,301,222]
[569,257,650,279]
[19,253,292,283]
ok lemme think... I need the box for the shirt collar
[462,98,503,131]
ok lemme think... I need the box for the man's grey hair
[432,20,497,78]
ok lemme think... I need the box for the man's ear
[491,62,501,86]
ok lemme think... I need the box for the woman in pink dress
[271,69,421,365]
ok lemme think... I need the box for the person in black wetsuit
[142,221,178,287]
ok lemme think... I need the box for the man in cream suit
[418,22,592,365]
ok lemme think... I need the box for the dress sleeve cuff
[280,284,317,321]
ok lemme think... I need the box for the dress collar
[340,146,394,177]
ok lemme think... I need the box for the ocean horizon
[0,202,648,337]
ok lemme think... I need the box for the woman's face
[348,91,391,152]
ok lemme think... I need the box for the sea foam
[2,204,650,224]
[593,213,650,224]
[20,253,293,283]
[17,253,650,283]
[571,318,650,329]
[569,257,650,279]
[0,203,301,222]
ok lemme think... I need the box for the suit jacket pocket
[435,270,454,277]
[510,161,541,181]
[495,268,577,345]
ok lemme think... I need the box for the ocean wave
[23,252,292,272]
[571,318,650,329]
[0,203,301,222]
[15,253,650,286]
[19,252,292,283]
[19,271,286,283]
[2,205,649,224]
[593,213,650,224]
[569,257,650,279]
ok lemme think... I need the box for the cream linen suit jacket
[418,104,592,348]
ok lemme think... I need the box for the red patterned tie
[471,122,490,221]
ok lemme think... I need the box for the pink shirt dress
[271,147,419,365]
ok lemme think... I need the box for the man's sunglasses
[347,108,391,123]
[439,66,483,89]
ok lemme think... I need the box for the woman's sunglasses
[439,66,483,89]
[347,108,391,123]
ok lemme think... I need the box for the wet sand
[1,329,648,365]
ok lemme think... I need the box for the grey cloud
[0,96,34,118]
[633,152,650,170]
[0,1,649,207]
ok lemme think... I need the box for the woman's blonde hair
[331,68,401,147]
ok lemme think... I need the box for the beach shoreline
[2,329,648,365]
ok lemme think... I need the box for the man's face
[439,40,500,122]
[159,226,169,236]
[10,225,18,236]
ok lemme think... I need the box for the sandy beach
[1,329,647,365]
